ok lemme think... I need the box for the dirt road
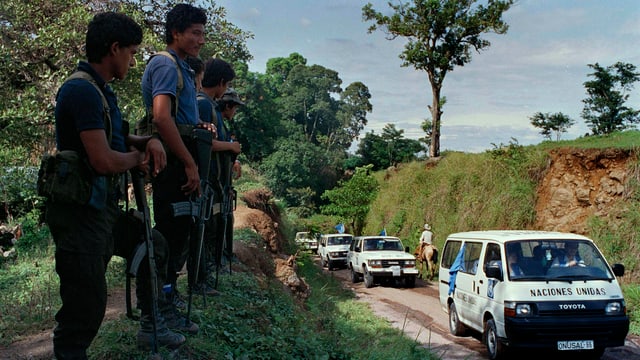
[321,262,640,360]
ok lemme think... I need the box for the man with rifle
[141,3,212,336]
[44,12,179,358]
[216,88,245,273]
[195,60,239,290]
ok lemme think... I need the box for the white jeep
[295,231,317,252]
[318,233,353,270]
[347,236,419,288]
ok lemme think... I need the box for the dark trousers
[46,199,119,359]
[152,158,192,288]
[53,250,109,359]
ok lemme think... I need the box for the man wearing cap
[211,87,245,268]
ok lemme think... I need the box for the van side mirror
[485,265,503,281]
[405,246,410,253]
[612,263,625,277]
[355,246,361,252]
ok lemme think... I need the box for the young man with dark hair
[195,59,240,289]
[48,12,175,358]
[141,3,210,336]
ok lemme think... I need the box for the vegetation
[582,62,640,135]
[529,112,576,141]
[362,0,514,157]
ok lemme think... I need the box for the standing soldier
[141,3,210,336]
[46,12,175,358]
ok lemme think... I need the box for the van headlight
[369,260,382,268]
[504,301,533,318]
[605,301,625,315]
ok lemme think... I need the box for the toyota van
[438,230,629,359]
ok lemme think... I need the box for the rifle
[170,128,214,324]
[128,169,159,354]
[213,183,236,288]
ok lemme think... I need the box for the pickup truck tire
[363,266,374,288]
[350,267,361,283]
[327,257,334,271]
[448,302,467,336]
[404,276,416,288]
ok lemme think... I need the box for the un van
[438,230,629,359]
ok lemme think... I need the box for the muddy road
[319,261,640,360]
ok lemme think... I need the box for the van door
[475,243,503,328]
[454,241,484,330]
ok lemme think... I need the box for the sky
[214,0,640,153]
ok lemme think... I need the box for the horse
[413,243,438,280]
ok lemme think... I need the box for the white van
[438,230,629,359]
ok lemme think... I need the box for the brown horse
[413,243,438,280]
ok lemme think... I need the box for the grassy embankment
[364,130,640,335]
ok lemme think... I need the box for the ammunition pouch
[37,150,118,210]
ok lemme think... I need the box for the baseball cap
[222,87,245,106]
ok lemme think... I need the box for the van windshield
[504,239,614,281]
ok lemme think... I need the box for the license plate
[391,266,401,276]
[557,340,594,351]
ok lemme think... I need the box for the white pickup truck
[347,236,419,288]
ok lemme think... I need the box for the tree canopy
[529,112,575,141]
[582,62,640,135]
[362,0,514,157]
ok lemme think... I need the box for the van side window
[483,243,502,274]
[463,242,483,275]
[441,240,462,269]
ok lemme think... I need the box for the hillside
[364,138,640,283]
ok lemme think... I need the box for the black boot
[137,314,186,351]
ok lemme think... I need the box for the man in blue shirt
[141,3,211,337]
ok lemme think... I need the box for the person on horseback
[418,224,433,254]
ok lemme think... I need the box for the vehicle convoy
[318,233,353,270]
[295,231,317,252]
[439,230,629,359]
[348,236,419,288]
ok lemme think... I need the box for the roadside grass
[1,232,438,358]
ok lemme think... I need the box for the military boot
[137,314,186,351]
[160,290,199,335]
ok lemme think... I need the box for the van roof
[446,230,592,243]
[323,233,353,237]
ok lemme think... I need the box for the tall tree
[321,165,379,236]
[363,0,513,157]
[529,112,575,141]
[582,62,640,135]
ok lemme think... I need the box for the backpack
[135,51,184,136]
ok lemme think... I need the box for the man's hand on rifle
[182,159,201,196]
[144,137,166,176]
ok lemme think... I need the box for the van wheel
[321,256,327,268]
[350,267,360,283]
[485,318,505,360]
[448,302,466,336]
[363,266,374,288]
[327,258,334,271]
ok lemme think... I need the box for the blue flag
[379,228,387,236]
[448,243,466,296]
[335,223,345,234]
